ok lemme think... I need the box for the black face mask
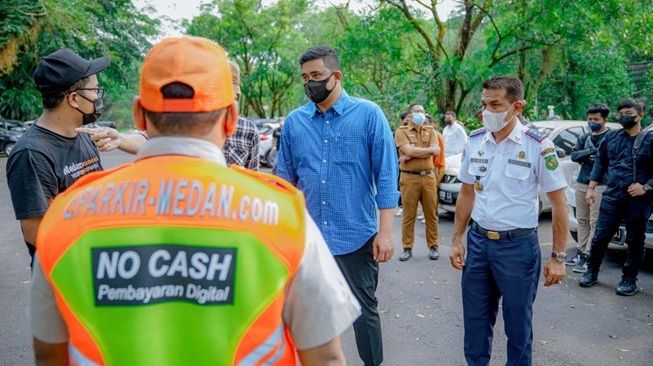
[304,73,334,104]
[75,93,104,125]
[617,115,638,130]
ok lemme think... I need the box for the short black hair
[145,82,224,135]
[299,46,340,71]
[400,111,408,121]
[617,98,646,114]
[482,76,524,102]
[445,111,455,116]
[42,77,91,110]
[586,103,610,119]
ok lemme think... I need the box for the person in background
[566,103,610,273]
[580,99,653,296]
[6,48,109,267]
[442,111,468,157]
[276,45,398,366]
[395,104,441,261]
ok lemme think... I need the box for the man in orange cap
[29,36,359,366]
[79,62,260,170]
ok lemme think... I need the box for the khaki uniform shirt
[395,124,436,171]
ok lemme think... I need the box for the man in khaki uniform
[395,103,441,261]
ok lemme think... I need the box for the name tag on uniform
[470,158,489,164]
[507,159,531,168]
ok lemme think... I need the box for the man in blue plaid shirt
[276,45,399,366]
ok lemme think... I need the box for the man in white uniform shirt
[442,111,467,157]
[449,76,568,366]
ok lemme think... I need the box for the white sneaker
[395,208,403,217]
[416,213,425,221]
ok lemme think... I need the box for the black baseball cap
[33,48,110,95]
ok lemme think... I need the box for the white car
[437,120,618,214]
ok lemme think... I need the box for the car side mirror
[555,148,566,158]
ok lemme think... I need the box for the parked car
[258,123,280,168]
[438,120,620,214]
[0,119,26,155]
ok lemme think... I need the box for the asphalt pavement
[1,150,652,365]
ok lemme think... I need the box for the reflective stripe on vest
[37,156,306,365]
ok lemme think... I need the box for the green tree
[0,0,158,126]
[185,0,309,118]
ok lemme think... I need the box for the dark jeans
[334,235,383,366]
[462,228,541,366]
[588,196,653,280]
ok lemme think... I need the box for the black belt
[471,222,536,241]
[401,169,433,176]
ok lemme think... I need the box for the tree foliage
[1,0,651,127]
[0,0,158,125]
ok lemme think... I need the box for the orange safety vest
[37,155,306,366]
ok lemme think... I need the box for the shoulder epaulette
[525,128,546,143]
[469,128,486,137]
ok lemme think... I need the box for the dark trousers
[588,196,652,280]
[334,235,383,366]
[462,228,541,366]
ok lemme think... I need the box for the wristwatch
[551,252,566,263]
[644,184,652,193]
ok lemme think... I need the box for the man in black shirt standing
[567,104,611,273]
[580,99,653,296]
[6,48,109,266]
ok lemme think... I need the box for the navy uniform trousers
[462,226,541,366]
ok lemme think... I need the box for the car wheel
[570,230,578,243]
[3,143,14,155]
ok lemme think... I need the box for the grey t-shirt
[6,124,102,220]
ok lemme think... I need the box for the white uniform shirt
[458,123,567,231]
[29,137,361,351]
[443,122,468,157]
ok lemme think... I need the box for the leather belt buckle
[487,231,500,240]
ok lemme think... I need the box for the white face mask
[482,104,515,132]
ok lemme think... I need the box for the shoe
[399,249,412,261]
[579,271,598,287]
[572,253,588,273]
[565,252,580,266]
[616,278,639,296]
[395,208,403,217]
[429,247,439,260]
[416,213,425,221]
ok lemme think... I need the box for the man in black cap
[6,48,110,267]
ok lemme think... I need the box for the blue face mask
[588,121,603,132]
[412,112,426,125]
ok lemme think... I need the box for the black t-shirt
[6,124,103,220]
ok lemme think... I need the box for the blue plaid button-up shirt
[276,91,399,255]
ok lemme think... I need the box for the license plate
[439,190,453,204]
